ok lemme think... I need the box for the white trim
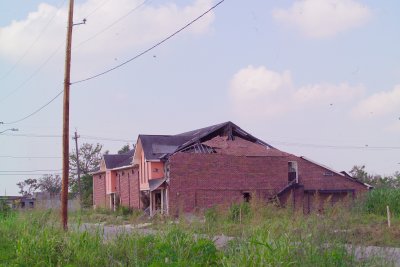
[161,189,164,215]
[166,188,169,215]
[110,165,133,171]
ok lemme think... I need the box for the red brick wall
[168,153,289,213]
[295,157,368,194]
[115,168,140,209]
[167,153,368,214]
[93,173,106,208]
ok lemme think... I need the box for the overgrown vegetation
[363,188,400,217]
[1,189,399,266]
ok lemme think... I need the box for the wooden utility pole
[73,130,82,207]
[61,0,74,231]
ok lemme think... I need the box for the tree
[70,174,93,208]
[118,144,131,154]
[38,174,61,197]
[17,178,39,197]
[69,143,103,206]
[350,165,400,189]
[349,165,371,183]
[69,143,103,176]
[17,175,61,197]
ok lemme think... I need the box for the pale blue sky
[1,0,399,195]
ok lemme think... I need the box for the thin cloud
[229,65,363,118]
[352,85,400,118]
[272,0,371,38]
[294,83,364,105]
[0,0,215,65]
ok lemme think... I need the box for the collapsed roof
[136,121,285,161]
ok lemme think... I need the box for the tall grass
[363,188,400,217]
[0,195,397,266]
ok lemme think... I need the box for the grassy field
[0,190,399,266]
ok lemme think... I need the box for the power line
[71,0,225,84]
[1,132,133,142]
[1,90,63,125]
[0,42,65,104]
[270,141,400,150]
[80,135,132,142]
[1,132,399,150]
[0,169,62,173]
[0,173,61,176]
[74,0,150,49]
[0,0,224,125]
[1,133,61,138]
[0,156,61,159]
[83,0,113,19]
[0,0,67,82]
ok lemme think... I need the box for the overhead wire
[1,132,133,142]
[71,0,225,84]
[0,156,61,159]
[1,0,150,105]
[0,0,67,82]
[269,141,400,150]
[0,169,62,173]
[0,0,225,125]
[0,42,65,104]
[1,132,399,150]
[83,0,113,19]
[80,135,132,142]
[0,173,61,176]
[0,90,64,125]
[73,0,151,50]
[0,0,115,105]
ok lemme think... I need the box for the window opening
[243,192,251,202]
[288,161,298,183]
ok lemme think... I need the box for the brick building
[92,121,370,214]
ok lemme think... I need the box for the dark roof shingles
[103,149,134,169]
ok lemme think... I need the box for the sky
[0,0,399,195]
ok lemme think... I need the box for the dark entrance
[243,192,251,202]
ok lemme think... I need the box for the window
[288,161,298,183]
[243,192,251,202]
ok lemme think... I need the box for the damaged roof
[139,135,193,161]
[138,121,283,160]
[103,149,135,169]
[202,136,291,157]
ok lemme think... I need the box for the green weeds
[364,188,400,217]
[1,189,399,266]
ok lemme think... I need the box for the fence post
[387,205,391,228]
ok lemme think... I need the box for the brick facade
[93,173,106,208]
[92,122,369,214]
[93,167,141,210]
[115,167,141,209]
[167,152,368,214]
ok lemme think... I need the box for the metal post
[61,0,74,231]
